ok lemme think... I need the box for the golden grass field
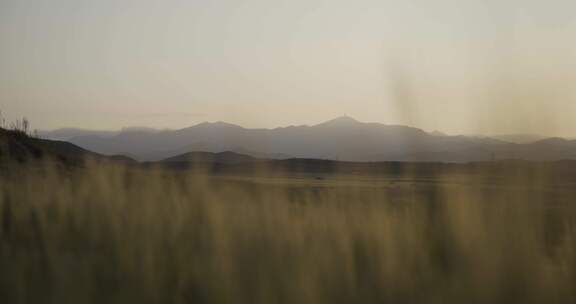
[1,160,576,303]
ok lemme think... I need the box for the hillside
[163,151,256,164]
[0,128,135,166]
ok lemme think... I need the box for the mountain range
[39,116,576,163]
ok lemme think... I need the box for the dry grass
[1,160,576,303]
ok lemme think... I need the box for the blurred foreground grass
[1,161,576,303]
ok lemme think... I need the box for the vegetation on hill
[0,114,134,166]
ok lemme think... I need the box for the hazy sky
[1,0,576,136]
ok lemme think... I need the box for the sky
[1,0,576,136]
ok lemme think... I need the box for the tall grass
[0,112,35,138]
[1,160,575,303]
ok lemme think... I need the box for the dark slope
[0,128,135,165]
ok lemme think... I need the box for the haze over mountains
[40,117,576,163]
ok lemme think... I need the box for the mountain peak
[193,121,242,129]
[317,116,361,126]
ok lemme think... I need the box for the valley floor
[1,161,576,303]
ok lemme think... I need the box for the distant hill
[40,117,576,163]
[0,128,135,165]
[152,155,576,182]
[163,151,256,164]
[38,128,118,140]
[488,134,549,144]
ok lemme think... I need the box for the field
[1,160,576,303]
